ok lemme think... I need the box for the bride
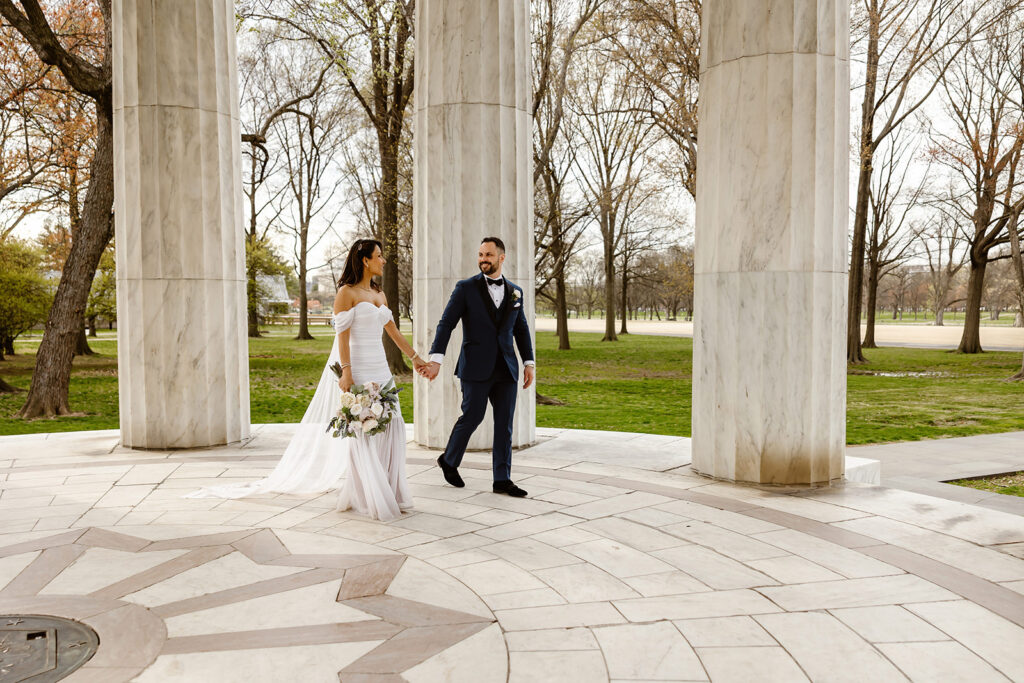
[188,238,422,521]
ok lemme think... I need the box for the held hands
[418,361,441,381]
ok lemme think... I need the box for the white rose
[363,418,379,432]
[371,402,384,418]
[340,393,355,409]
[359,394,372,408]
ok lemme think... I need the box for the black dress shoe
[493,480,528,497]
[437,455,465,488]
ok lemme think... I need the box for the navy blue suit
[430,273,534,482]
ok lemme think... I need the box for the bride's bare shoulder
[334,285,354,312]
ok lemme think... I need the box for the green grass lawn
[2,326,1022,444]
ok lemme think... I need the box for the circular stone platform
[0,427,1022,681]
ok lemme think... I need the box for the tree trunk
[847,4,879,364]
[863,260,879,348]
[0,377,19,393]
[1006,217,1024,377]
[602,240,617,342]
[296,260,313,341]
[935,308,945,326]
[248,306,262,338]
[989,309,999,320]
[88,315,98,337]
[619,267,629,335]
[247,239,262,339]
[554,261,571,351]
[19,109,115,418]
[2,336,13,357]
[379,136,408,375]
[957,258,987,353]
[74,323,94,355]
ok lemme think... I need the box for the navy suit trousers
[441,359,517,483]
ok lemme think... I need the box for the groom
[421,237,535,497]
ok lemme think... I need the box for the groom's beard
[479,262,498,276]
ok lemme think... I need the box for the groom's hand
[424,361,441,381]
[523,365,534,390]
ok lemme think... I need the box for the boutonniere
[511,290,522,307]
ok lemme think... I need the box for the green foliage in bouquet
[327,369,402,438]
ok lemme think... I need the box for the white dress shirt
[485,277,505,307]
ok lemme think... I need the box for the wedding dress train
[187,301,413,521]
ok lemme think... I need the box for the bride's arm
[383,319,426,369]
[334,289,354,391]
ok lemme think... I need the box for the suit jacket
[429,273,534,381]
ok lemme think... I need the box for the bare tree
[238,26,330,337]
[863,127,924,346]
[608,0,700,198]
[654,243,693,320]
[846,0,1005,362]
[249,0,415,373]
[916,211,968,325]
[569,252,605,319]
[270,51,349,341]
[532,0,605,350]
[0,23,57,240]
[981,258,1018,320]
[338,113,414,321]
[929,13,1024,352]
[569,39,654,342]
[615,186,677,335]
[0,0,114,418]
[879,265,914,319]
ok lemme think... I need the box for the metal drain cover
[0,615,98,682]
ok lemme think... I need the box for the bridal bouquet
[328,365,402,438]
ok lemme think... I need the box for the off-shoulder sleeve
[378,306,393,324]
[332,309,355,333]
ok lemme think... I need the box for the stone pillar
[113,0,250,448]
[413,0,536,450]
[691,1,849,484]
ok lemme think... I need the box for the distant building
[257,275,291,311]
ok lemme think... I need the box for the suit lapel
[498,280,516,330]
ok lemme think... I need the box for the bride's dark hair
[339,238,383,291]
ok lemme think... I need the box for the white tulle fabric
[186,301,413,521]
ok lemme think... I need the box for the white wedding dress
[187,301,413,521]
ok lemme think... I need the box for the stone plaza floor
[0,426,1023,681]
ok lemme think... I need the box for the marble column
[412,0,536,450]
[112,0,250,448]
[691,1,849,484]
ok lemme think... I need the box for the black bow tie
[486,278,504,288]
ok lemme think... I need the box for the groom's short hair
[481,236,506,254]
